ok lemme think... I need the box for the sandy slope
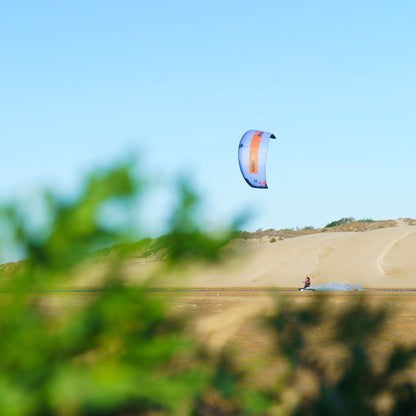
[130,223,416,289]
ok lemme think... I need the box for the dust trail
[305,282,363,291]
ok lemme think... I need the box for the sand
[18,221,416,393]
[124,222,416,289]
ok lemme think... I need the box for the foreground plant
[0,161,236,415]
[1,160,415,416]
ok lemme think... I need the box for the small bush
[270,238,277,243]
[359,218,375,223]
[325,217,355,228]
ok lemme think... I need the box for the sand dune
[138,223,416,289]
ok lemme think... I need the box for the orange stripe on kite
[249,131,263,174]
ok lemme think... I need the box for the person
[303,276,311,288]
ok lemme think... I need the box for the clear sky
[1,1,416,250]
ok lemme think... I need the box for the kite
[238,130,276,188]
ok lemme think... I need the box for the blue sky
[1,0,415,252]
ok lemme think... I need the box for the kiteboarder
[303,276,311,289]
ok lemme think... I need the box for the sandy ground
[49,221,416,379]
[123,222,416,290]
[173,290,416,356]
[2,221,415,409]
[34,289,416,356]
[34,290,416,389]
[20,221,415,407]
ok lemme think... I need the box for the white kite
[238,130,276,188]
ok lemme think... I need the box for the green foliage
[263,295,416,415]
[1,161,140,281]
[1,159,416,415]
[358,218,375,223]
[0,161,235,415]
[0,285,211,415]
[92,237,155,260]
[270,238,277,243]
[325,217,355,228]
[163,181,235,265]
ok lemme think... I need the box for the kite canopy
[238,130,276,188]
